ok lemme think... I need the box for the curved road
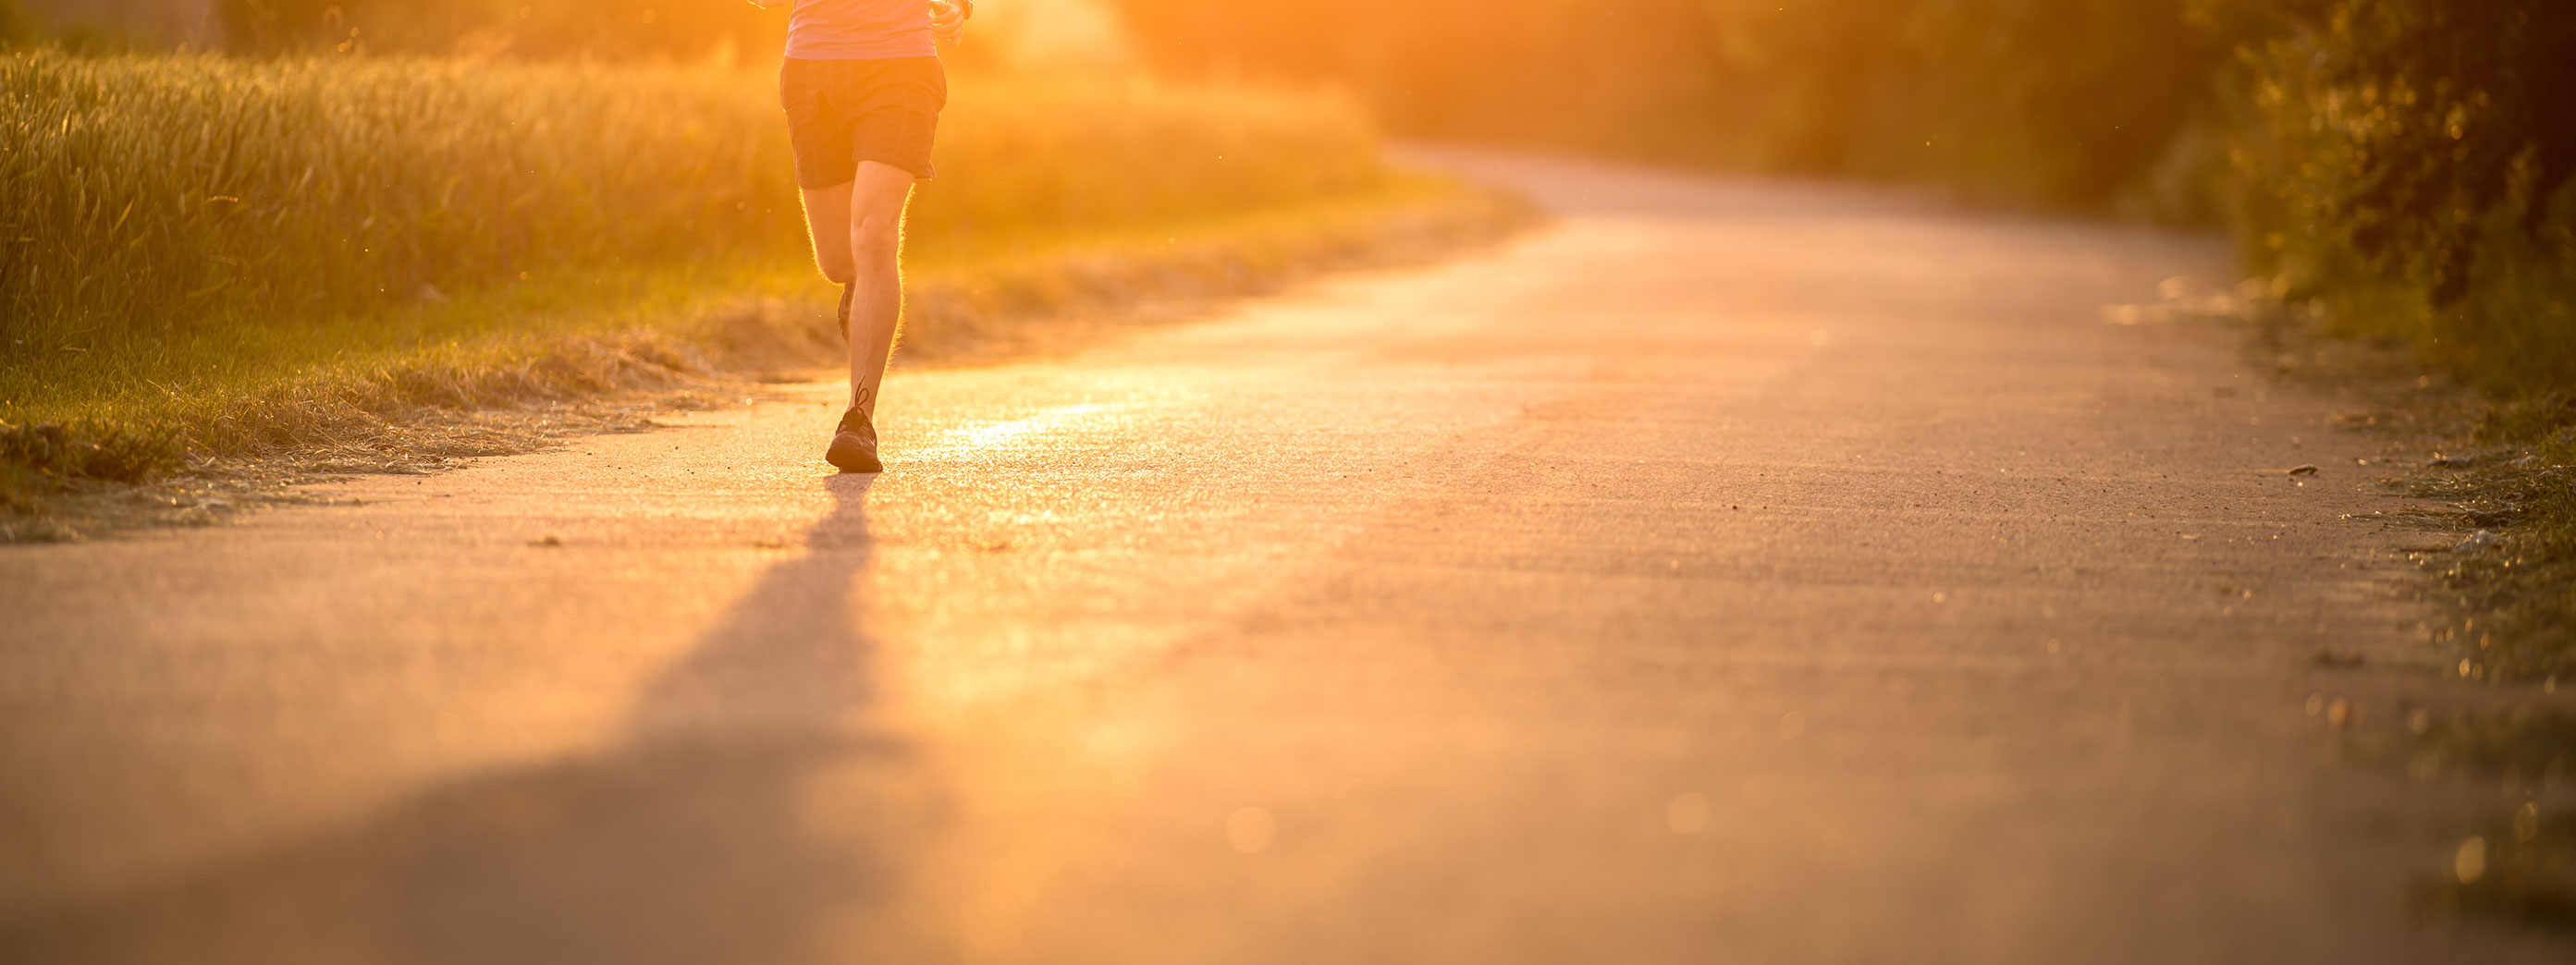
[2,152,2557,963]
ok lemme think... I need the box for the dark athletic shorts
[779,56,946,188]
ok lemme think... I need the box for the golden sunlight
[6,1,2572,961]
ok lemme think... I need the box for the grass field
[0,49,1506,525]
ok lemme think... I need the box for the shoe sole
[825,433,882,473]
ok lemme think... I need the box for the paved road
[3,152,2558,963]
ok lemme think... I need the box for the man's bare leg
[796,160,919,420]
[840,162,916,419]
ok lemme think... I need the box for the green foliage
[2230,0,2576,394]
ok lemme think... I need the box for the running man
[756,0,972,472]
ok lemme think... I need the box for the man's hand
[930,0,969,45]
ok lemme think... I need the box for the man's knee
[850,216,902,269]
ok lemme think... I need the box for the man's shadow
[7,474,935,965]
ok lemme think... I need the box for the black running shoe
[825,407,882,473]
[836,283,854,341]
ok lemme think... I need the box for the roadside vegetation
[3,49,1386,375]
[0,42,1519,537]
[2226,3,2575,698]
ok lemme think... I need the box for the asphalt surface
[4,151,2562,964]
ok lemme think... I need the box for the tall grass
[0,50,1383,364]
[1,53,799,358]
[0,48,1421,522]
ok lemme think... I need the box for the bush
[2228,0,2576,394]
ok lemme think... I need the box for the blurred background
[2,0,2569,486]
[8,0,2567,392]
